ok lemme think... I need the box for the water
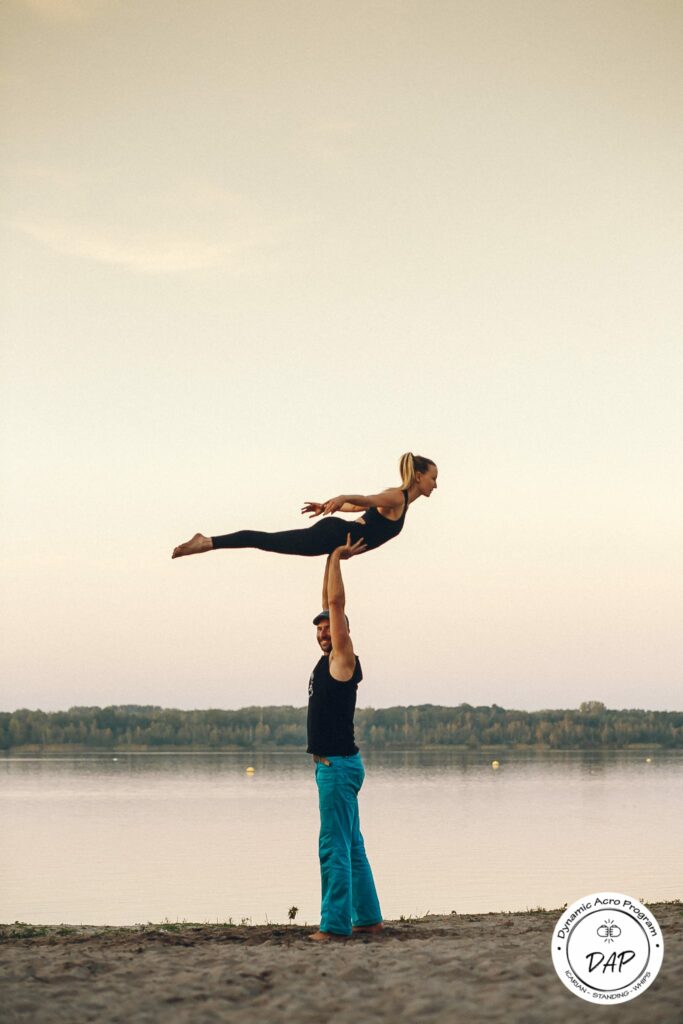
[1,749,680,926]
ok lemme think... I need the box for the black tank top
[306,654,362,756]
[355,488,409,551]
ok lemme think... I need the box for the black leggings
[211,517,367,557]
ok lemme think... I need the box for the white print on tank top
[308,671,314,698]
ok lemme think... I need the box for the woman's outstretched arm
[301,488,404,518]
[301,500,365,517]
[302,486,405,518]
[321,488,405,516]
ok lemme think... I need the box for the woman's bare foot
[172,533,213,559]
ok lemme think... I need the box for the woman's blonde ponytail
[400,452,415,488]
[399,451,435,488]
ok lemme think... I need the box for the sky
[1,0,681,714]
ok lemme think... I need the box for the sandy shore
[1,903,680,1024]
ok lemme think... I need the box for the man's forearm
[326,551,346,610]
[322,555,332,609]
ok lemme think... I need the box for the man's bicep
[328,604,354,658]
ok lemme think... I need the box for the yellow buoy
[491,760,500,769]
[246,766,255,774]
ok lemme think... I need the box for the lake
[1,749,680,926]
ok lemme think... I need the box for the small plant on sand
[288,906,298,924]
[7,922,50,939]
[158,921,184,932]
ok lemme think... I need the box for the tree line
[1,701,681,751]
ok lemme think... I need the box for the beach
[2,903,680,1024]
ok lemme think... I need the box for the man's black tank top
[355,488,409,551]
[306,654,362,756]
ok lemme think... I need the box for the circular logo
[551,892,664,1004]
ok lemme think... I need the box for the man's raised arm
[326,534,366,680]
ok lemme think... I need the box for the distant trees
[1,702,682,751]
[0,706,308,751]
[579,701,606,715]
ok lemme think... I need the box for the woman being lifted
[172,452,437,560]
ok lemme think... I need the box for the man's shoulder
[329,652,362,684]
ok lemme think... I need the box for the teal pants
[314,752,382,936]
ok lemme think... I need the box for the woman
[171,452,437,559]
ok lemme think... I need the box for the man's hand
[301,501,324,518]
[334,533,367,560]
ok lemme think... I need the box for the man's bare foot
[307,930,348,943]
[352,922,384,935]
[172,533,213,559]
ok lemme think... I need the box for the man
[306,533,384,942]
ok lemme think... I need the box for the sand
[1,903,681,1024]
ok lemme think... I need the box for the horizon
[3,699,680,715]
